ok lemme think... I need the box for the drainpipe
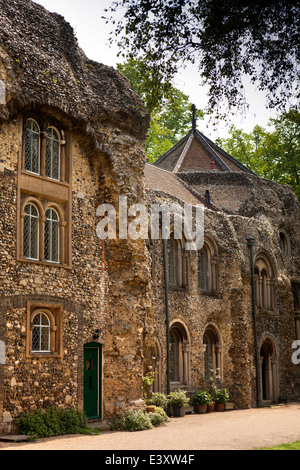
[246,237,260,407]
[162,237,171,395]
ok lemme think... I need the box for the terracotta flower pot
[206,402,215,413]
[146,406,155,413]
[215,403,225,412]
[196,404,207,414]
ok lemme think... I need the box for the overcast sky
[33,0,277,140]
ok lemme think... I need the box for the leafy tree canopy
[217,109,300,201]
[104,0,299,119]
[117,58,203,162]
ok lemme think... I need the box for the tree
[218,110,300,201]
[104,0,299,119]
[117,58,203,162]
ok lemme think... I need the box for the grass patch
[260,440,300,450]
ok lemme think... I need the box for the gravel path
[1,403,300,451]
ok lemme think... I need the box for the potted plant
[190,390,212,414]
[167,389,190,417]
[142,372,156,412]
[215,388,229,411]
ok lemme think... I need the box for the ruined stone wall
[145,181,300,408]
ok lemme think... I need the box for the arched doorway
[260,338,278,403]
[169,320,190,387]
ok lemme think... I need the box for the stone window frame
[279,229,291,261]
[19,196,67,266]
[203,324,223,382]
[26,301,64,359]
[169,319,190,387]
[254,252,277,313]
[17,112,72,268]
[197,235,219,294]
[22,115,67,183]
[167,235,189,290]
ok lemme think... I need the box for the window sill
[198,290,221,299]
[168,285,190,294]
[21,170,69,186]
[26,352,62,359]
[18,257,72,270]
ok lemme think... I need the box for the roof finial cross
[191,104,197,131]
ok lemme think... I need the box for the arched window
[255,253,276,311]
[203,326,222,381]
[23,203,39,260]
[46,127,60,180]
[24,118,40,174]
[167,237,188,288]
[169,321,190,385]
[44,208,59,263]
[31,312,50,352]
[168,237,178,285]
[198,246,208,290]
[198,237,218,292]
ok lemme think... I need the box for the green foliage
[105,1,299,117]
[147,392,168,410]
[117,58,203,162]
[120,410,153,432]
[148,406,170,427]
[190,390,213,406]
[16,407,90,439]
[167,389,190,408]
[218,109,300,202]
[215,389,230,404]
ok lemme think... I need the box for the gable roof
[154,129,254,174]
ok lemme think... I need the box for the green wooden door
[84,344,102,419]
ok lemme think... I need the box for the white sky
[32,0,277,140]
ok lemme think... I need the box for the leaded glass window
[23,203,39,260]
[168,238,177,285]
[198,247,208,290]
[45,127,60,180]
[32,313,50,352]
[44,208,59,263]
[24,119,40,174]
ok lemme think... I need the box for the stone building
[0,0,299,434]
[0,0,150,433]
[144,126,300,409]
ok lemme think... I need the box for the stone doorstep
[0,434,30,442]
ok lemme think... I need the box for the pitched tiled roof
[145,163,219,210]
[154,129,254,174]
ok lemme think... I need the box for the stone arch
[169,319,190,387]
[259,336,279,403]
[203,323,223,381]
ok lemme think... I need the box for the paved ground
[1,403,300,451]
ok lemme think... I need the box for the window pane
[44,208,59,262]
[168,238,177,285]
[46,128,60,180]
[24,119,40,173]
[23,204,39,260]
[32,313,50,352]
[198,248,208,290]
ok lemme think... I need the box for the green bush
[190,390,213,406]
[16,407,90,438]
[147,392,168,410]
[167,389,190,408]
[120,410,153,432]
[215,388,230,404]
[148,406,170,427]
